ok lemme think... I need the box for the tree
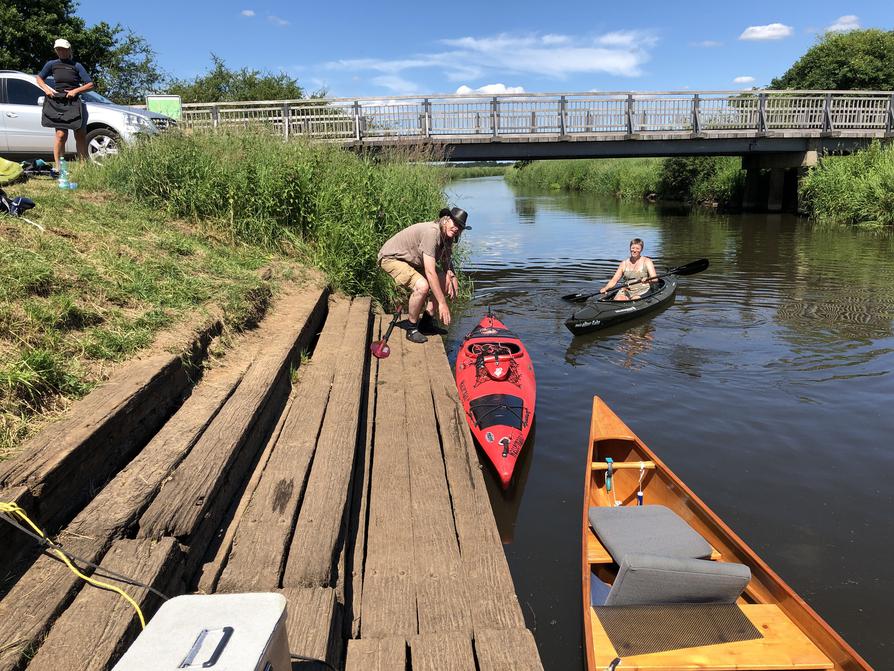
[167,55,304,103]
[0,0,164,103]
[771,29,894,90]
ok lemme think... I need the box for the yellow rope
[0,501,146,629]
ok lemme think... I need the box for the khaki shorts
[380,258,424,289]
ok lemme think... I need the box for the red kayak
[455,314,536,488]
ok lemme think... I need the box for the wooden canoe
[582,396,872,671]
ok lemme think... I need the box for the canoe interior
[582,396,871,671]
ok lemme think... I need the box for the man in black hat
[377,207,470,343]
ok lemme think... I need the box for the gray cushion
[588,505,712,564]
[605,553,751,607]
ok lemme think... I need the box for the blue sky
[76,0,893,98]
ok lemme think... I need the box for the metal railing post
[423,98,432,138]
[492,97,499,137]
[353,101,362,141]
[211,105,220,130]
[626,94,634,134]
[282,103,290,141]
[887,94,894,135]
[559,95,567,136]
[822,93,833,132]
[692,94,700,134]
[757,93,767,133]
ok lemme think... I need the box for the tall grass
[506,156,744,208]
[79,130,448,297]
[800,142,894,229]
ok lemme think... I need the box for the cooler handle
[178,626,234,668]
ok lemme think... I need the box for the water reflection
[481,423,537,544]
[445,176,894,670]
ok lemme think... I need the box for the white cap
[54,38,71,50]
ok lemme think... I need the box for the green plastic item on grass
[0,157,24,185]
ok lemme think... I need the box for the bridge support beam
[741,151,816,213]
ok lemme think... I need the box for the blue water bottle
[58,157,69,189]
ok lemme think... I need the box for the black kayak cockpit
[468,394,525,429]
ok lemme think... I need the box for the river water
[443,176,894,670]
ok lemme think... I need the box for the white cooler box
[112,592,290,671]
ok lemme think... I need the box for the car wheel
[86,128,120,163]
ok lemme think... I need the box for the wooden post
[353,101,362,141]
[211,105,220,130]
[282,103,290,141]
[492,96,499,137]
[692,93,700,134]
[887,94,894,135]
[626,94,634,135]
[559,95,567,136]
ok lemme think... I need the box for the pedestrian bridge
[178,90,894,160]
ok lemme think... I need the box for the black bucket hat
[439,207,470,230]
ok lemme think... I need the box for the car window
[7,79,44,106]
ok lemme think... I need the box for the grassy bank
[0,179,294,456]
[2,131,449,457]
[800,142,894,229]
[443,164,509,180]
[505,156,745,208]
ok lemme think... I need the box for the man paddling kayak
[600,238,657,301]
[377,207,470,343]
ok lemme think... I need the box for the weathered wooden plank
[0,358,248,671]
[400,334,472,636]
[0,536,101,671]
[345,637,406,671]
[279,587,339,670]
[283,297,371,588]
[196,388,291,594]
[409,631,476,671]
[137,289,327,552]
[26,538,182,671]
[216,298,353,592]
[0,352,192,548]
[360,330,417,639]
[474,628,544,671]
[346,312,381,637]
[424,339,527,634]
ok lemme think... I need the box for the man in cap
[377,207,470,343]
[35,39,95,164]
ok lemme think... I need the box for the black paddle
[561,258,710,303]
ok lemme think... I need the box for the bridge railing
[177,91,894,141]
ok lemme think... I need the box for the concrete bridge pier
[741,149,818,213]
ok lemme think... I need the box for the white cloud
[267,15,289,27]
[733,75,755,84]
[456,83,526,95]
[317,30,657,93]
[739,23,793,41]
[240,9,255,17]
[370,75,420,94]
[826,15,860,32]
[690,40,722,48]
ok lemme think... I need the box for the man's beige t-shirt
[378,221,444,269]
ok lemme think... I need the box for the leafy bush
[80,131,448,296]
[800,142,894,228]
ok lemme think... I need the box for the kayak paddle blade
[370,340,391,359]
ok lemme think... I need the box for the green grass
[506,156,744,208]
[442,164,510,179]
[77,130,449,299]
[0,178,290,457]
[1,131,451,458]
[800,142,894,229]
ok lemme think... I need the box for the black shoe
[418,312,447,335]
[406,326,428,343]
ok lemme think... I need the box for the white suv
[0,70,175,162]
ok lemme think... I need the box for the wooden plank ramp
[347,320,543,670]
[1,296,542,670]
